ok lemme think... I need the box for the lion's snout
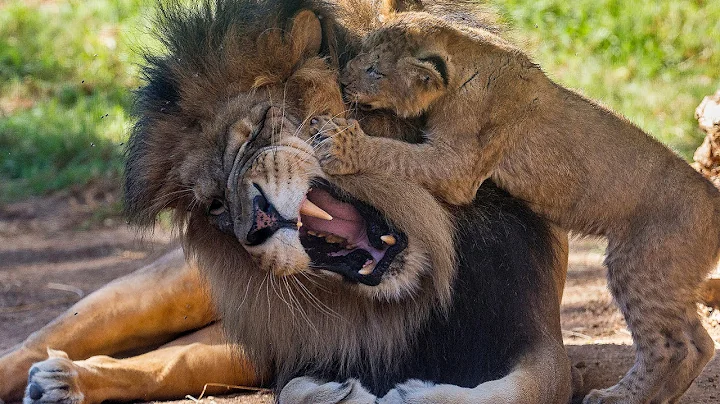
[223,106,323,277]
[244,183,299,246]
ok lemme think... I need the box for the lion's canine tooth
[308,230,318,236]
[359,260,374,275]
[296,221,303,229]
[358,260,374,276]
[300,199,333,221]
[325,234,345,244]
[380,235,396,246]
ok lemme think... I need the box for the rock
[692,90,720,188]
[693,90,720,305]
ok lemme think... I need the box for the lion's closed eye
[366,65,385,80]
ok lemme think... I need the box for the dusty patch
[1,198,719,403]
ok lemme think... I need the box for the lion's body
[325,10,720,403]
[1,2,576,404]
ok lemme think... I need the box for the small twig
[46,282,85,299]
[186,383,271,402]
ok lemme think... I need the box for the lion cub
[309,11,720,404]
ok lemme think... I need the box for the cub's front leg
[309,116,368,176]
[308,116,481,205]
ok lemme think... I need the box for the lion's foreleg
[0,249,215,402]
[380,341,572,404]
[279,341,572,404]
[22,323,264,404]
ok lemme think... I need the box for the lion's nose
[245,184,297,246]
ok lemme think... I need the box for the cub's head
[125,1,455,308]
[341,10,510,118]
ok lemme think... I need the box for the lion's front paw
[379,380,436,404]
[24,350,84,404]
[309,116,366,176]
[278,376,376,404]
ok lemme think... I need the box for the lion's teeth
[358,260,374,275]
[325,234,345,244]
[300,199,333,221]
[308,230,318,236]
[380,235,396,246]
[297,221,303,229]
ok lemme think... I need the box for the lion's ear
[403,54,449,91]
[287,10,322,62]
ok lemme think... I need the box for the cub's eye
[208,199,226,216]
[366,65,384,80]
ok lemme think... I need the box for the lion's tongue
[301,189,386,263]
[301,189,364,243]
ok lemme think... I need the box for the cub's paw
[309,116,366,176]
[278,376,376,404]
[24,350,84,404]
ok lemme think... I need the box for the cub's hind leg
[584,229,716,404]
[648,313,715,403]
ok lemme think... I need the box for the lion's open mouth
[298,182,407,286]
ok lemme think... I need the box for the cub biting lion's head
[125,0,455,303]
[124,0,460,385]
[124,0,560,395]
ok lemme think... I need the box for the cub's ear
[402,55,449,90]
[287,10,322,62]
[381,0,424,13]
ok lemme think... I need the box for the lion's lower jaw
[191,241,439,389]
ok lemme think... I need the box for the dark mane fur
[125,1,561,398]
[126,0,339,227]
[303,182,559,395]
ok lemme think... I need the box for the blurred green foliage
[0,0,151,202]
[0,0,718,202]
[497,0,720,155]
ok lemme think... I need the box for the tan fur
[1,2,575,404]
[316,10,720,403]
[0,250,261,403]
[0,228,571,404]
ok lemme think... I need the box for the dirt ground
[1,193,719,403]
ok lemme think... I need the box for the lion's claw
[279,376,376,404]
[24,352,84,404]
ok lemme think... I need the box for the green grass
[0,0,151,202]
[496,0,720,156]
[0,0,718,203]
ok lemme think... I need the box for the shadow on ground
[1,197,719,403]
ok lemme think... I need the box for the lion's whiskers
[291,276,342,321]
[283,276,319,333]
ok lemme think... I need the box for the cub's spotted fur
[313,9,720,404]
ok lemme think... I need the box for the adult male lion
[0,1,573,403]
